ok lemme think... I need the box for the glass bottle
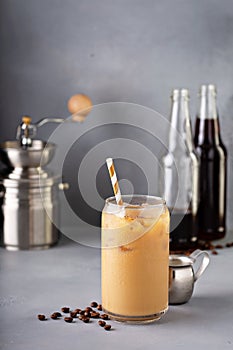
[161,89,199,252]
[194,84,227,241]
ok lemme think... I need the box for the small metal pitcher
[169,249,210,305]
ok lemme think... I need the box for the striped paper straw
[106,158,123,205]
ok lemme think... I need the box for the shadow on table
[158,292,232,326]
[56,233,100,251]
[57,234,74,247]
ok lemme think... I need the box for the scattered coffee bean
[215,244,223,249]
[90,301,98,308]
[84,311,91,317]
[37,301,114,332]
[37,314,46,321]
[50,313,59,320]
[100,313,109,320]
[85,307,92,312]
[82,316,90,323]
[98,320,106,327]
[61,307,70,313]
[211,250,218,255]
[97,304,102,311]
[178,239,233,257]
[73,308,81,314]
[104,324,111,331]
[50,312,62,319]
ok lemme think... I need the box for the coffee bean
[90,301,98,308]
[70,311,78,318]
[79,315,84,320]
[50,313,58,320]
[64,317,73,323]
[104,324,111,331]
[61,307,70,313]
[84,311,91,317]
[79,310,85,315]
[51,312,62,319]
[98,320,106,327]
[97,304,102,311]
[91,312,100,318]
[215,244,223,249]
[37,314,46,321]
[212,250,218,255]
[100,313,109,320]
[85,307,93,312]
[73,308,81,314]
[82,316,90,323]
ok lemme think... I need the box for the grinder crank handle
[36,93,93,126]
[16,94,92,145]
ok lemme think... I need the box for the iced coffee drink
[101,195,169,323]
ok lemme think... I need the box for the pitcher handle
[190,249,210,282]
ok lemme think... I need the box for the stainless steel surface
[169,249,210,305]
[1,177,60,250]
[36,117,65,127]
[0,140,55,169]
[16,118,35,147]
[0,140,61,250]
[16,117,66,147]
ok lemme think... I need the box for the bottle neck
[169,90,194,153]
[199,85,218,120]
[195,84,220,145]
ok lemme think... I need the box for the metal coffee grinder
[0,94,92,250]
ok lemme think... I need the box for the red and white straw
[106,158,123,205]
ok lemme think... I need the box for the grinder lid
[0,140,56,169]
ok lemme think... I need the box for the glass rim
[105,194,166,208]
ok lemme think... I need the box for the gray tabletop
[1,235,233,350]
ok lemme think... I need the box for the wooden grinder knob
[22,115,32,125]
[67,94,93,122]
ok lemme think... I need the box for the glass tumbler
[101,195,170,323]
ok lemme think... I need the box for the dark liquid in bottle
[194,118,227,241]
[169,210,198,252]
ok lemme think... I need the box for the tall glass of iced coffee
[101,195,170,323]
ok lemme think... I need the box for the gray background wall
[0,0,233,231]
